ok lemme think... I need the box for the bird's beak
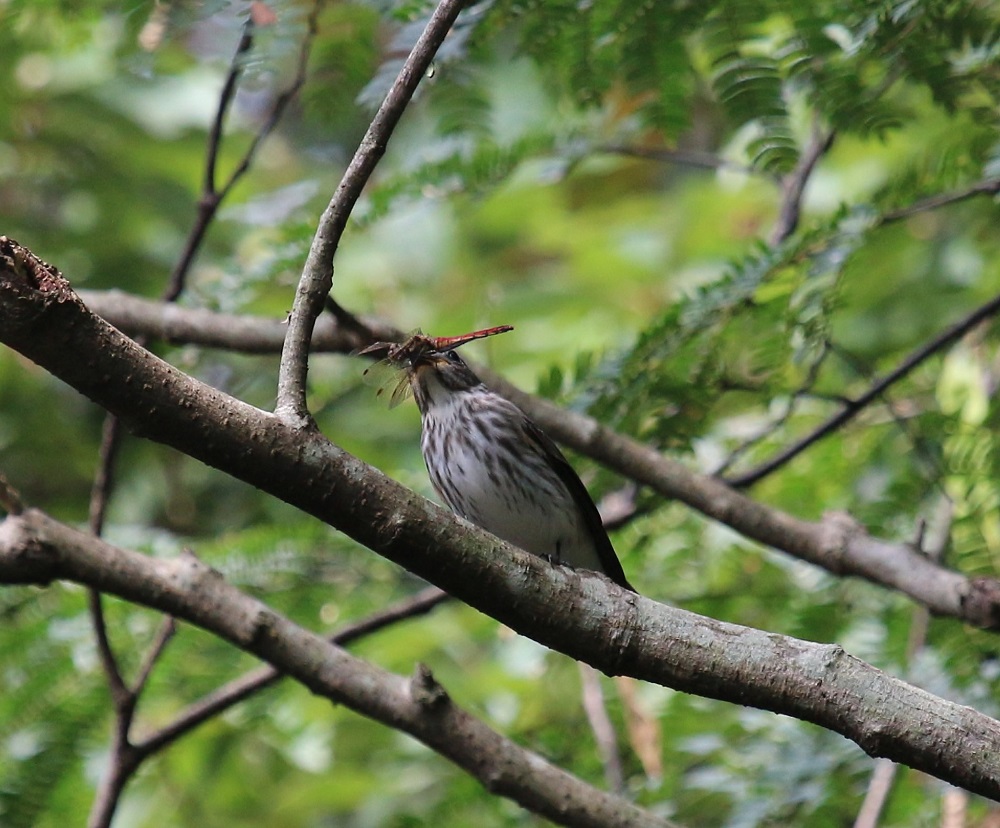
[410,352,447,372]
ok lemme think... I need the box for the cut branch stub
[0,236,80,320]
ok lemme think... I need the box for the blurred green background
[3,0,1000,825]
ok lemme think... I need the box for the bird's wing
[522,418,635,592]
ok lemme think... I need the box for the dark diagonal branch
[132,616,178,697]
[827,343,946,482]
[712,342,828,479]
[164,20,254,303]
[277,0,469,421]
[202,21,255,199]
[881,177,1000,224]
[725,287,1000,488]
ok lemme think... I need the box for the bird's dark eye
[443,351,463,364]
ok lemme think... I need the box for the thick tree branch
[5,504,1000,803]
[78,289,402,354]
[277,0,468,420]
[0,511,671,828]
[63,283,1000,631]
[3,242,1000,799]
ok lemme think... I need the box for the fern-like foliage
[585,206,877,447]
[482,0,709,132]
[700,4,798,172]
[439,0,1000,179]
[0,590,108,828]
[363,132,562,223]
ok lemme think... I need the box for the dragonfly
[358,325,514,407]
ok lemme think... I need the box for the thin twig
[87,414,129,709]
[86,412,134,828]
[600,143,765,178]
[828,343,947,486]
[769,126,835,245]
[852,500,952,828]
[132,616,178,697]
[324,295,380,342]
[852,759,898,828]
[161,20,256,302]
[0,470,25,516]
[725,288,1000,488]
[578,662,625,794]
[276,0,470,421]
[164,3,320,302]
[88,413,123,536]
[215,2,320,203]
[614,675,662,781]
[137,587,449,755]
[204,20,255,196]
[712,341,829,478]
[881,177,1000,224]
[941,788,968,828]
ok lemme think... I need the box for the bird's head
[408,344,481,408]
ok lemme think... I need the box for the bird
[364,326,633,591]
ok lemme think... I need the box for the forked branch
[3,249,1000,800]
[277,0,470,421]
